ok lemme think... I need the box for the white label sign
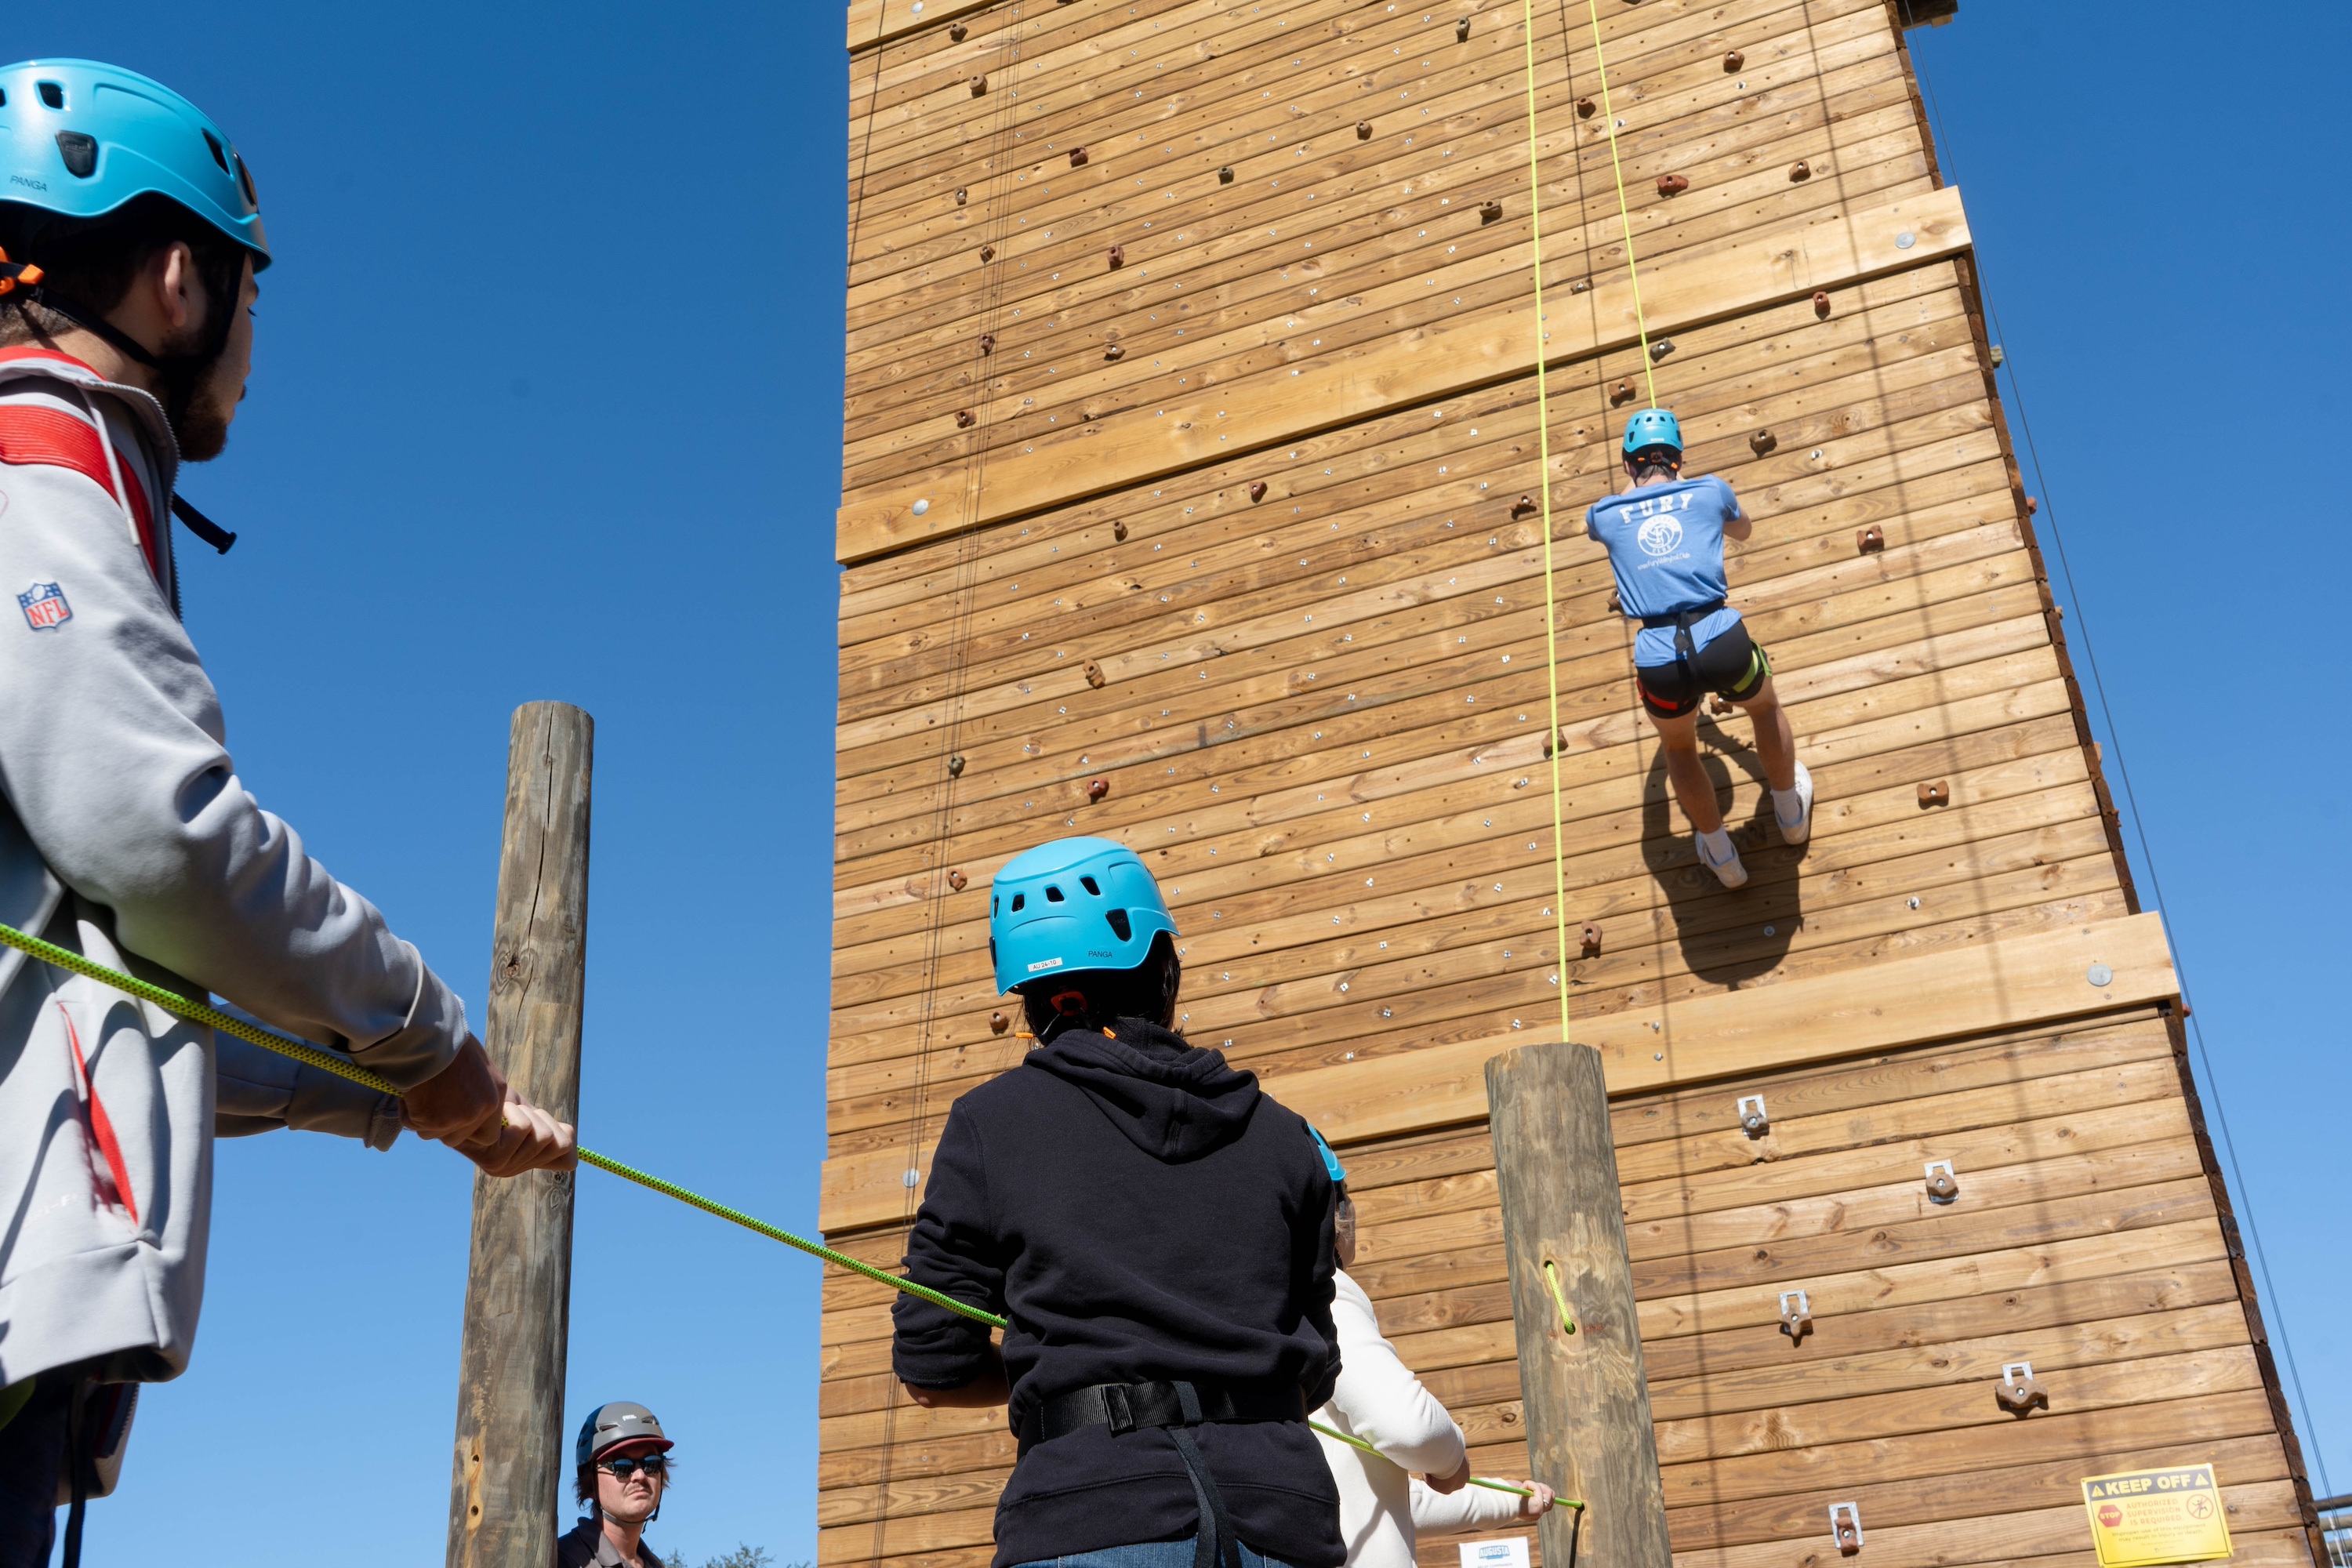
[1460,1538,1532,1568]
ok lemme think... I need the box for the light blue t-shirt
[1585,474,1743,668]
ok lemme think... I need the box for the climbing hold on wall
[979,333,996,354]
[1455,15,1472,40]
[1649,339,1675,361]
[1612,379,1636,405]
[970,74,987,95]
[1356,121,1373,139]
[1512,494,1539,520]
[1724,49,1744,70]
[1248,481,1269,502]
[1780,1289,1813,1343]
[1918,781,1949,807]
[1748,430,1777,456]
[980,243,996,261]
[1112,520,1129,541]
[1657,173,1690,196]
[1577,96,1596,118]
[948,754,967,777]
[956,409,977,428]
[1570,278,1592,293]
[1087,778,1111,801]
[946,869,969,891]
[1069,147,1088,167]
[1831,1504,1863,1555]
[1813,289,1831,317]
[1083,659,1106,688]
[1924,1160,1959,1202]
[990,1011,1009,1034]
[1218,165,1235,183]
[1479,199,1503,223]
[1579,923,1602,956]
[1856,525,1884,553]
[956,188,969,205]
[1108,244,1125,267]
[2025,496,2039,515]
[1606,590,1622,612]
[1104,344,1125,361]
[1989,344,2006,367]
[1791,159,1813,182]
[950,22,968,40]
[1995,1363,2047,1415]
[1738,1094,1769,1137]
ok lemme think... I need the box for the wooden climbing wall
[820,5,2324,1568]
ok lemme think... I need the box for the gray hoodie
[0,347,469,1388]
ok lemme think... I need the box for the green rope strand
[1309,1421,1577,1506]
[0,919,1003,1329]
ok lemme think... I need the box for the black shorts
[1635,620,1773,719]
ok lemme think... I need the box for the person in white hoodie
[1305,1136,1555,1568]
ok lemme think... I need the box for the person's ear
[153,242,198,335]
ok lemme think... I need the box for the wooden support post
[446,702,595,1568]
[1486,1043,1671,1568]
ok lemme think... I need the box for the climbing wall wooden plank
[824,1,2321,1565]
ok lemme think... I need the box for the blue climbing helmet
[989,836,1179,996]
[0,60,269,266]
[1621,407,1682,458]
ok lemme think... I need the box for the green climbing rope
[1310,1421,1577,1506]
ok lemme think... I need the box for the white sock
[1773,786,1806,823]
[1697,826,1734,861]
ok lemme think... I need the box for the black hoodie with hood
[891,1019,1344,1568]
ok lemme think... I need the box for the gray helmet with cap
[575,1402,673,1469]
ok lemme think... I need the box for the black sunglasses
[601,1455,668,1480]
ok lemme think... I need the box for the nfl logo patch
[17,583,70,631]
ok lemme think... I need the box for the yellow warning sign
[2081,1465,2232,1568]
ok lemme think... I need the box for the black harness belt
[1638,599,1727,697]
[1020,1380,1305,1568]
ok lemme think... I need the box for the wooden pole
[446,702,595,1568]
[1486,1042,1671,1568]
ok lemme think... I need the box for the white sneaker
[1696,830,1748,889]
[1774,761,1815,846]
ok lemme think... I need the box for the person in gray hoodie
[892,837,1345,1568]
[0,60,573,1565]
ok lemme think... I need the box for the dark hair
[1625,447,1682,485]
[0,193,248,349]
[575,1453,678,1508]
[1019,932,1181,1039]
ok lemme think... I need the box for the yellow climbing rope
[1581,1,1660,408]
[1309,1420,1578,1507]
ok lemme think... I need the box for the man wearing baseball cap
[561,1402,677,1568]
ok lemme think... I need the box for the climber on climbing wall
[1585,408,1813,889]
[0,59,574,1564]
[891,835,1345,1568]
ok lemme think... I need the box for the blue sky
[22,2,2348,1563]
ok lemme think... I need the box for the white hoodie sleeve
[1324,1269,1469,1478]
[1410,1476,1527,1536]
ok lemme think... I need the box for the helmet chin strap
[20,275,236,435]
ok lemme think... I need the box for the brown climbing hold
[1813,289,1831,318]
[1995,1370,2047,1416]
[1611,379,1635,405]
[1084,659,1106,689]
[1479,199,1503,223]
[1724,49,1744,70]
[1749,430,1777,456]
[1087,778,1111,802]
[946,869,969,892]
[1570,279,1592,293]
[1657,173,1690,197]
[950,22,968,40]
[1790,159,1812,182]
[1105,344,1125,361]
[955,409,976,428]
[2025,496,2040,515]
[1708,695,1737,717]
[1356,121,1373,139]
[970,74,988,96]
[990,1011,1009,1035]
[1918,781,1950,807]
[1606,590,1622,612]
[980,243,996,261]
[1576,96,1596,118]
[1857,525,1885,553]
[1456,16,1471,40]
[1580,923,1602,956]
[1113,520,1130,542]
[1108,244,1125,267]
[978,332,996,354]
[1511,495,1539,520]
[956,188,968,205]
[948,754,967,778]
[1248,481,1269,503]
[1069,147,1089,167]
[1218,165,1235,183]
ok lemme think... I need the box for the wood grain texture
[446,703,594,1568]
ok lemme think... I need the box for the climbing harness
[0,917,997,1328]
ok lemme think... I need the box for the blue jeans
[1014,1540,1296,1568]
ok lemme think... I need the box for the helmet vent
[1010,893,1025,912]
[1106,909,1133,942]
[1045,885,1065,902]
[1080,876,1101,895]
[201,130,230,174]
[55,132,96,180]
[36,82,64,110]
[0,89,9,107]
[233,151,257,208]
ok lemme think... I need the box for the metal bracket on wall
[1738,1094,1769,1138]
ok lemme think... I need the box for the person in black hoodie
[892,836,1345,1568]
